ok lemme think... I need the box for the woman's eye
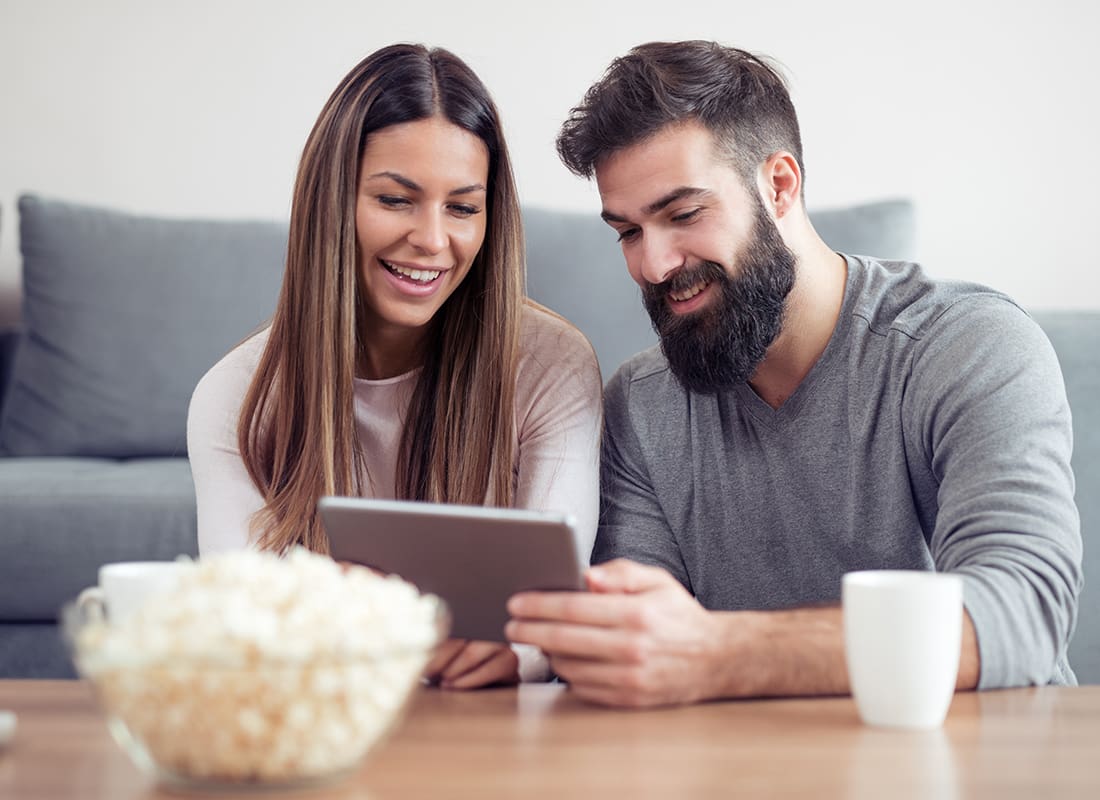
[378,195,410,208]
[449,204,480,218]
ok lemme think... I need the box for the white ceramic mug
[76,561,189,625]
[842,570,963,729]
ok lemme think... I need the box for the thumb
[586,559,672,594]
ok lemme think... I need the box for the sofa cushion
[525,198,916,380]
[0,195,286,457]
[0,457,200,621]
[1031,311,1100,684]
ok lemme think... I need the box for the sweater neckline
[732,254,862,425]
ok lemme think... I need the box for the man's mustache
[646,261,727,300]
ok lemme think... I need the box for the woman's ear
[758,152,802,219]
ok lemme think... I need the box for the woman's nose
[406,210,448,254]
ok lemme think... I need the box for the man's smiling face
[595,120,797,393]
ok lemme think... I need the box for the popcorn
[73,548,444,785]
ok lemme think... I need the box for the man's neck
[749,246,847,409]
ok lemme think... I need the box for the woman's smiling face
[355,115,489,345]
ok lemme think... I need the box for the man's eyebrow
[643,186,711,215]
[364,171,486,196]
[600,186,711,223]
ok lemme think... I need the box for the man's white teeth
[383,260,441,283]
[670,281,708,302]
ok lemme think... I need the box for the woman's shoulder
[519,301,600,368]
[516,301,602,399]
[189,327,271,413]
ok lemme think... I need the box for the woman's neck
[356,325,428,380]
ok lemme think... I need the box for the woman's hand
[423,639,520,690]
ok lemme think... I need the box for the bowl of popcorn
[65,547,447,791]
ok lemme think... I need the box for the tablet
[319,497,585,642]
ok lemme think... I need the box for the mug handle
[76,586,107,623]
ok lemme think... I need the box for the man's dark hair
[556,41,804,190]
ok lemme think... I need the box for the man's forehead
[598,121,733,183]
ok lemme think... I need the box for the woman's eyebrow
[364,172,486,197]
[365,171,420,191]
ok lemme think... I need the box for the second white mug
[842,569,963,730]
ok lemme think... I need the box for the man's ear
[758,152,802,219]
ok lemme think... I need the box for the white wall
[2,0,1097,326]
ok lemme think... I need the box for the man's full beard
[642,203,797,395]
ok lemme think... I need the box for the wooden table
[0,680,1097,799]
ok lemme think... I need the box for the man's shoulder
[613,345,670,383]
[604,345,693,419]
[849,256,1026,342]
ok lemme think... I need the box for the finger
[423,638,468,680]
[569,682,652,709]
[440,641,505,682]
[586,559,674,594]
[444,649,520,690]
[548,655,630,689]
[548,657,662,709]
[506,619,643,662]
[507,590,647,627]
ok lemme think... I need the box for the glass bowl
[63,595,449,791]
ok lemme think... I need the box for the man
[505,41,1082,708]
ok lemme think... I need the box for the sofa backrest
[0,195,287,458]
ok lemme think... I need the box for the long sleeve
[186,333,268,556]
[512,307,603,563]
[906,297,1082,687]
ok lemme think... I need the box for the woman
[186,44,602,689]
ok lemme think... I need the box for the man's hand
[423,639,520,690]
[506,559,720,708]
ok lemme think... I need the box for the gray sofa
[0,194,1095,684]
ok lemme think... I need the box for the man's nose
[636,231,684,286]
[407,210,447,254]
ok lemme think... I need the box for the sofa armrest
[0,327,22,416]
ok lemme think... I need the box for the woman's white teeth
[383,260,441,283]
[670,281,708,302]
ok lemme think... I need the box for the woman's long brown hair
[238,44,524,554]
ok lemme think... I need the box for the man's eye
[378,195,410,208]
[671,208,700,223]
[617,228,640,243]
